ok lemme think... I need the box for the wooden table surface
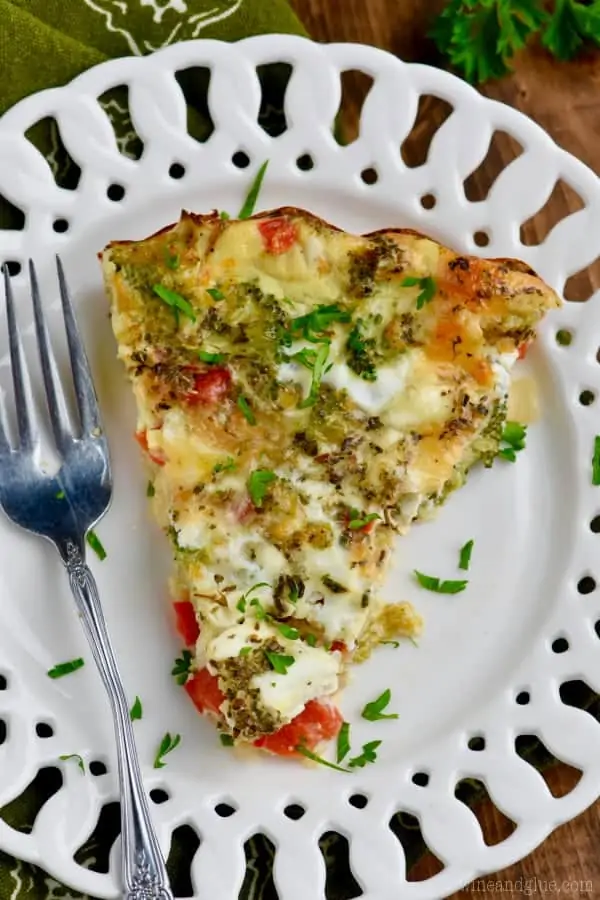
[291,1,600,897]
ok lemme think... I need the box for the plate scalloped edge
[0,34,600,900]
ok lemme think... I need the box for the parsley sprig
[361,689,399,722]
[290,304,351,343]
[130,696,143,721]
[593,435,600,486]
[289,343,331,409]
[171,649,193,685]
[59,753,86,774]
[265,650,295,674]
[239,160,269,219]
[459,539,474,571]
[154,732,181,768]
[48,658,85,679]
[87,530,107,561]
[153,284,196,322]
[430,0,595,85]
[498,421,527,462]
[248,469,276,507]
[414,570,468,594]
[401,275,437,310]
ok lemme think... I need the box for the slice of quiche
[100,207,559,755]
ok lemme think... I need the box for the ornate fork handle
[63,541,173,900]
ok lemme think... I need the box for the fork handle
[63,540,174,900]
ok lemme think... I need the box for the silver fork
[0,259,173,900]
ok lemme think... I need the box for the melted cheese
[253,642,341,720]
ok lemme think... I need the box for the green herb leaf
[543,0,600,61]
[296,744,350,772]
[497,420,527,462]
[250,596,268,621]
[265,650,295,675]
[220,733,234,746]
[238,160,269,219]
[153,732,181,769]
[130,696,143,721]
[348,512,381,530]
[153,284,196,321]
[197,350,227,364]
[414,570,468,594]
[430,0,548,84]
[59,753,85,774]
[206,287,225,301]
[237,581,270,613]
[336,722,351,763]
[401,275,437,310]
[248,469,276,507]
[291,304,351,343]
[237,395,256,425]
[278,623,300,640]
[164,247,180,270]
[146,480,155,498]
[239,646,252,656]
[171,649,193,686]
[380,640,400,648]
[298,342,330,409]
[347,319,378,381]
[220,210,231,221]
[213,457,237,474]
[305,633,317,647]
[348,740,382,769]
[55,490,65,499]
[593,436,600,486]
[87,529,107,561]
[48,658,85,679]
[459,539,474,571]
[362,688,399,721]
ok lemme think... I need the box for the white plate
[1,35,600,900]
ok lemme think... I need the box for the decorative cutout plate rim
[0,34,600,900]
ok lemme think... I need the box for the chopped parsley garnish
[206,287,225,301]
[237,395,256,425]
[59,753,85,774]
[337,722,351,763]
[164,248,180,270]
[348,511,381,530]
[361,688,399,721]
[291,343,330,409]
[414,570,468,594]
[265,650,295,674]
[130,696,143,721]
[296,744,350,773]
[220,733,234,746]
[248,469,276,507]
[380,640,400,648]
[48,657,85,679]
[290,304,351,343]
[154,732,181,769]
[498,421,527,462]
[278,623,300,640]
[250,596,268,621]
[593,436,600,485]
[239,646,252,656]
[171,649,193,685]
[346,319,377,381]
[348,740,382,769]
[459,539,474,571]
[219,210,230,220]
[146,480,155,498]
[152,284,196,322]
[237,582,270,613]
[197,350,226,364]
[305,633,317,647]
[238,160,269,219]
[213,457,236,474]
[55,490,65,499]
[87,529,107,561]
[401,275,437,310]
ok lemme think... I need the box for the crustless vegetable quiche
[100,207,559,757]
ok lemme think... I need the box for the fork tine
[56,256,101,437]
[29,260,72,451]
[0,388,10,454]
[2,264,37,450]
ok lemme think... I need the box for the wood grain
[291,1,600,896]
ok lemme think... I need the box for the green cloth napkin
[1,3,599,898]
